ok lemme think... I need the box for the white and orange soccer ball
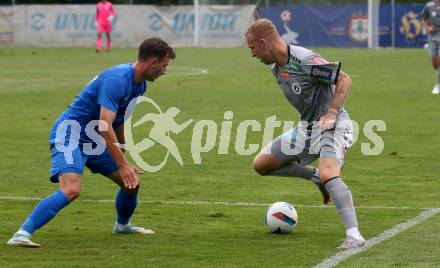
[265,202,298,233]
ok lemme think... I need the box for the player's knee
[59,175,81,201]
[253,155,268,176]
[63,187,81,201]
[319,170,334,181]
[253,153,283,176]
[319,167,340,182]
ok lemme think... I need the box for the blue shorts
[49,144,118,183]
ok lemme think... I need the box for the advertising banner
[0,5,14,44]
[259,4,428,48]
[8,5,255,47]
[259,5,370,47]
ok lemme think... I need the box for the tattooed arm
[319,71,352,130]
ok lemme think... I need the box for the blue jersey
[49,64,147,145]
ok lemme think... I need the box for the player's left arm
[319,70,351,130]
[109,3,116,21]
[99,107,140,189]
[115,124,125,153]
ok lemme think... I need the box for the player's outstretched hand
[319,111,337,131]
[119,165,140,190]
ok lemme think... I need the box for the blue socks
[115,189,138,225]
[21,190,69,234]
[19,188,138,234]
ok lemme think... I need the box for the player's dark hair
[138,37,176,61]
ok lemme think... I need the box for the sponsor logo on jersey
[311,56,327,65]
[310,66,332,81]
[291,83,302,95]
[286,63,303,72]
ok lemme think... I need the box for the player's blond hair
[245,19,279,39]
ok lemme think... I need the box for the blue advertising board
[258,4,427,48]
[395,4,426,47]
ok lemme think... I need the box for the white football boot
[113,223,155,235]
[337,235,366,250]
[7,233,41,248]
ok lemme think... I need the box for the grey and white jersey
[422,1,440,36]
[272,45,341,122]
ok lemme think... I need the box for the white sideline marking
[167,66,209,77]
[0,196,438,211]
[313,208,440,268]
[2,196,439,266]
[350,74,433,78]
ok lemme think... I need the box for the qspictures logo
[55,96,386,173]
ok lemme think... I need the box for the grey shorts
[261,109,354,167]
[428,34,440,57]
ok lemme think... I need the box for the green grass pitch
[0,47,440,267]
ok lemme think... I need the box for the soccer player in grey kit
[246,19,365,249]
[422,0,440,94]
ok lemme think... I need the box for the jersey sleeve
[301,54,341,85]
[97,76,125,113]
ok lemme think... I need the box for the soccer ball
[265,201,298,233]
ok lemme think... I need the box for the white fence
[1,4,256,47]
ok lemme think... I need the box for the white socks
[346,227,363,240]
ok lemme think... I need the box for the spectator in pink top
[96,0,116,52]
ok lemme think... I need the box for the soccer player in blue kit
[7,37,176,247]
